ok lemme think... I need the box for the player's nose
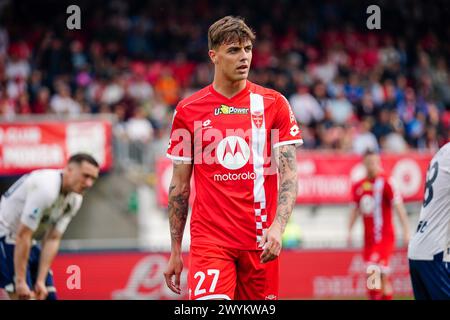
[85,178,94,188]
[239,48,250,59]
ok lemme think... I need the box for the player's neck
[212,77,247,99]
[60,172,70,195]
[367,172,379,180]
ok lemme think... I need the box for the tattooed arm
[164,161,193,294]
[260,144,298,263]
[168,162,192,251]
[274,144,298,232]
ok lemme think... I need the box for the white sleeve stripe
[166,153,192,162]
[273,139,303,148]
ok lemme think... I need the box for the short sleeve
[272,95,303,148]
[385,177,403,205]
[166,105,193,162]
[54,195,82,234]
[53,214,74,234]
[20,187,54,232]
[351,183,359,208]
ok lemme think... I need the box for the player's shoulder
[28,169,62,201]
[352,177,366,190]
[351,178,367,198]
[384,175,399,192]
[177,86,212,110]
[441,141,450,151]
[248,81,283,102]
[29,169,61,188]
[376,173,392,185]
[436,141,450,160]
[432,142,450,174]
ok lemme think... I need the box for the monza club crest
[251,111,263,128]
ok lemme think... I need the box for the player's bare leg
[366,270,393,300]
[367,275,383,300]
[381,274,393,300]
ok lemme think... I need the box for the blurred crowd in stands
[0,0,448,163]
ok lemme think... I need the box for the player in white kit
[0,153,99,300]
[408,142,450,300]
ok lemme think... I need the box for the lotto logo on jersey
[216,136,250,170]
[290,124,300,137]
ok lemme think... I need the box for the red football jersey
[351,174,402,248]
[167,80,303,250]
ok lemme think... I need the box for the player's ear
[208,49,217,64]
[66,162,77,174]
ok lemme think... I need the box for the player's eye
[83,173,95,180]
[245,46,252,52]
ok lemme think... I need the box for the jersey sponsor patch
[28,208,41,220]
[214,104,249,116]
[216,136,250,170]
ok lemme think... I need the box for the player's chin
[233,72,248,81]
[74,187,86,194]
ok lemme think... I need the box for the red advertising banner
[295,152,432,204]
[51,249,412,300]
[156,152,433,206]
[279,249,412,299]
[0,120,113,175]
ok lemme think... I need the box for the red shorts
[364,240,394,273]
[188,243,279,300]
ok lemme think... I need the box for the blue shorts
[0,236,57,300]
[409,251,450,300]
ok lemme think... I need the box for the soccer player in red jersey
[163,16,302,300]
[348,150,411,300]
